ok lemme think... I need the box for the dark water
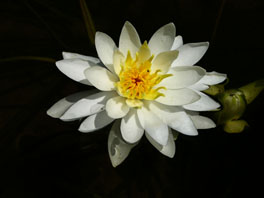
[0,0,263,197]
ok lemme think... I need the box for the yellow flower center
[116,42,171,107]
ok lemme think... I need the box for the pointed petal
[84,66,118,91]
[95,32,117,72]
[159,66,206,89]
[119,21,141,58]
[155,88,200,106]
[170,35,183,50]
[147,101,198,136]
[62,52,100,63]
[146,128,176,158]
[106,96,130,119]
[148,23,176,55]
[189,114,216,129]
[120,108,144,143]
[47,90,95,119]
[183,91,220,111]
[172,42,209,67]
[137,41,151,63]
[188,82,209,91]
[200,71,227,85]
[60,91,117,121]
[113,50,125,75]
[79,111,114,132]
[56,59,93,85]
[137,106,169,146]
[152,50,179,74]
[108,120,138,167]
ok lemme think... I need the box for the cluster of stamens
[116,42,171,107]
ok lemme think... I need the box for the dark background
[0,0,263,197]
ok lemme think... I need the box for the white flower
[47,21,226,167]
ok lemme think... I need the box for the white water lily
[47,21,226,167]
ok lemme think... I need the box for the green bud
[216,89,247,124]
[203,84,225,96]
[223,120,249,133]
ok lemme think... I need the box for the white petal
[147,101,198,136]
[120,108,144,143]
[170,35,183,50]
[62,52,100,63]
[60,91,116,121]
[137,106,169,146]
[183,91,220,111]
[189,114,216,129]
[113,50,125,75]
[148,23,176,55]
[152,50,179,74]
[146,128,176,158]
[95,32,117,72]
[79,111,114,132]
[106,96,130,119]
[119,21,141,58]
[137,41,151,63]
[188,83,209,91]
[159,66,206,89]
[172,42,209,67]
[108,120,138,167]
[84,66,118,91]
[47,90,95,119]
[56,59,93,85]
[199,71,227,85]
[155,88,200,106]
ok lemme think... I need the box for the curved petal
[119,21,141,58]
[108,120,138,167]
[199,71,227,85]
[170,35,183,50]
[60,91,117,121]
[137,41,151,63]
[62,52,100,63]
[84,66,118,91]
[113,50,125,75]
[95,32,117,72]
[106,96,130,119]
[47,90,96,119]
[147,101,198,136]
[146,128,176,158]
[155,88,200,106]
[79,111,114,132]
[137,106,169,146]
[188,82,209,91]
[151,50,179,74]
[148,23,176,55]
[56,59,93,85]
[172,42,209,67]
[159,66,206,89]
[120,108,144,143]
[189,114,216,129]
[183,91,220,111]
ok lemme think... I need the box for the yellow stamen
[116,41,172,103]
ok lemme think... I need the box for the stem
[80,0,96,45]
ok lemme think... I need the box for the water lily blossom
[47,21,226,167]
